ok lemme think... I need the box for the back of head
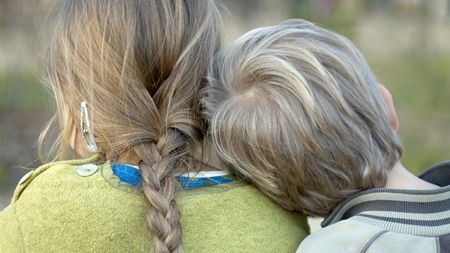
[203,19,402,217]
[40,0,221,252]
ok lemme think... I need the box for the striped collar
[322,161,450,236]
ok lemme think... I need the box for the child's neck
[385,161,441,190]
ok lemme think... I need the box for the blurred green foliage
[290,0,362,38]
[0,72,49,112]
[0,71,52,189]
[0,74,11,112]
[0,164,5,190]
[373,55,450,175]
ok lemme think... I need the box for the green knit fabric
[0,155,309,252]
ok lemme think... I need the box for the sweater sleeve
[0,204,25,253]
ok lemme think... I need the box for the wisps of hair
[203,19,402,217]
[40,0,221,252]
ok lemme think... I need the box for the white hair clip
[80,101,98,153]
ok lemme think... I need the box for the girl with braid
[0,1,309,252]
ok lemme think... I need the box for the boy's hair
[39,0,221,252]
[203,19,403,217]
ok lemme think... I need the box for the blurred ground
[1,1,450,232]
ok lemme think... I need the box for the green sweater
[0,155,309,252]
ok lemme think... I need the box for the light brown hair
[39,0,221,252]
[203,19,402,217]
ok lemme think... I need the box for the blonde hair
[203,19,402,217]
[39,0,221,252]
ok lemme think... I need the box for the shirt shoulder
[2,155,151,252]
[180,182,310,252]
[296,219,387,253]
[0,204,25,252]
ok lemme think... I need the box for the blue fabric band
[112,164,233,190]
[112,164,143,188]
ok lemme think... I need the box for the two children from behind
[204,19,450,252]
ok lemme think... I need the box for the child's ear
[70,123,90,158]
[378,84,399,132]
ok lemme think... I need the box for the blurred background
[0,0,449,222]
